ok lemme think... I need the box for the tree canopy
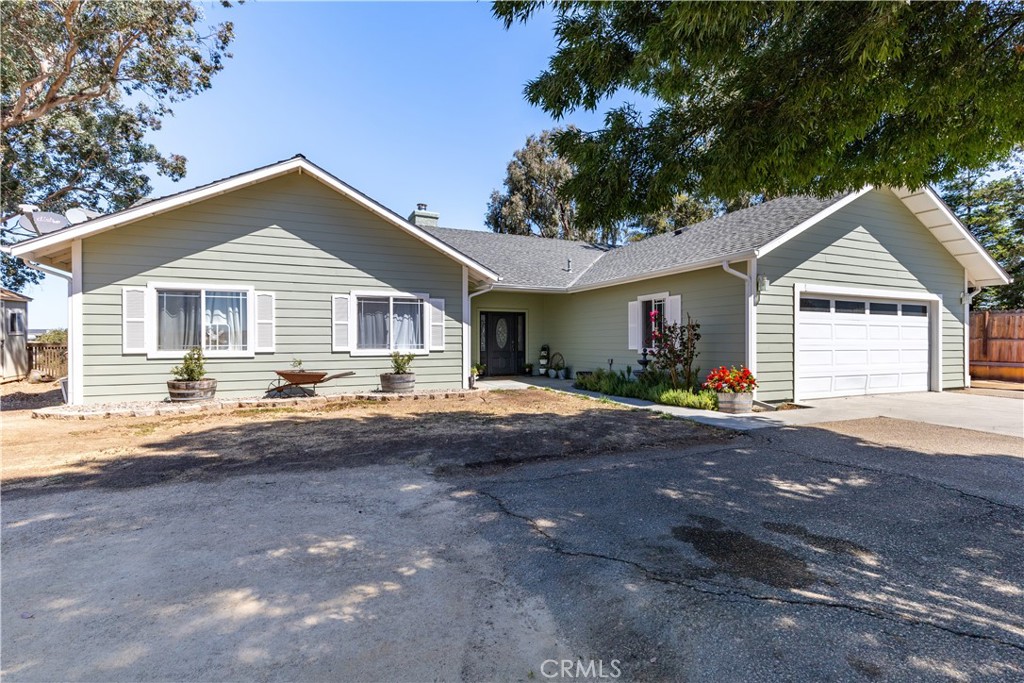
[494,1,1024,227]
[942,154,1024,310]
[0,0,236,290]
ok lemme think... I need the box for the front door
[482,312,524,376]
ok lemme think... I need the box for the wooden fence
[27,342,68,379]
[970,310,1024,382]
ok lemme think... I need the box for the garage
[796,295,932,399]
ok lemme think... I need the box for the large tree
[1,0,236,290]
[942,155,1024,310]
[494,1,1024,227]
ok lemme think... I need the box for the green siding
[472,268,747,379]
[470,291,551,369]
[756,188,966,401]
[81,174,465,402]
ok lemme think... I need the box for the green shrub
[658,388,718,410]
[171,347,207,381]
[390,352,415,374]
[35,328,68,344]
[575,367,719,410]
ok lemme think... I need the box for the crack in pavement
[475,489,1024,655]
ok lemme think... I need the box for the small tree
[649,311,701,390]
[171,346,206,382]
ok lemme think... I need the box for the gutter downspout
[962,281,981,389]
[721,260,758,392]
[23,261,73,404]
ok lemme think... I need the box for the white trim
[747,258,758,381]
[963,270,974,389]
[794,283,940,303]
[792,282,943,401]
[10,157,499,282]
[462,266,470,389]
[569,255,757,294]
[914,186,1009,285]
[145,282,257,359]
[70,240,84,404]
[756,188,874,258]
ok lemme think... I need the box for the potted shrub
[381,352,416,393]
[703,366,757,414]
[469,362,486,388]
[167,347,217,401]
[524,363,533,376]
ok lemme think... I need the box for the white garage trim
[793,283,942,402]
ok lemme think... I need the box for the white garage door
[796,297,930,399]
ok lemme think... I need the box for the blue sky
[30,1,629,328]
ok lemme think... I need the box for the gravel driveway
[2,409,1022,681]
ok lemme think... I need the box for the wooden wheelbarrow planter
[267,370,355,397]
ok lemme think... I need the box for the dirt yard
[1,383,729,495]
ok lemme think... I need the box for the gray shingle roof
[428,193,852,290]
[422,226,609,288]
[572,193,851,288]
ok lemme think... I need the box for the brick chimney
[408,203,439,228]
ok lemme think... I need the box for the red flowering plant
[703,366,758,394]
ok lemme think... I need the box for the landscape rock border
[31,388,483,420]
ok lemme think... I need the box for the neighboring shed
[1,288,31,381]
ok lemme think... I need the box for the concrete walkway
[479,377,1024,438]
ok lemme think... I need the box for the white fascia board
[296,163,499,282]
[568,254,757,293]
[10,157,500,283]
[10,158,306,258]
[755,187,874,258]
[913,186,1010,286]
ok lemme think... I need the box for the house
[1,287,31,381]
[8,156,1009,405]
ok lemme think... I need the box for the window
[155,287,248,353]
[641,298,665,349]
[870,302,898,315]
[799,298,830,313]
[356,294,425,352]
[8,309,25,335]
[902,304,928,317]
[835,300,866,314]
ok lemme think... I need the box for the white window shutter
[627,300,640,350]
[429,298,445,351]
[666,295,682,326]
[254,292,275,352]
[122,286,148,354]
[332,294,351,351]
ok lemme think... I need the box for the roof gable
[8,156,498,281]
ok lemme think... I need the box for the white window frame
[145,282,257,360]
[637,291,669,353]
[7,309,26,336]
[349,289,432,357]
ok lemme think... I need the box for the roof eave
[9,157,499,282]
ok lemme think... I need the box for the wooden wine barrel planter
[717,392,753,414]
[380,373,415,393]
[167,379,218,402]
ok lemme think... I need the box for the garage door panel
[868,374,900,389]
[797,296,930,399]
[835,349,868,365]
[835,324,867,339]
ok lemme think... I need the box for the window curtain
[205,292,247,351]
[393,300,423,349]
[158,292,201,350]
[358,298,390,349]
